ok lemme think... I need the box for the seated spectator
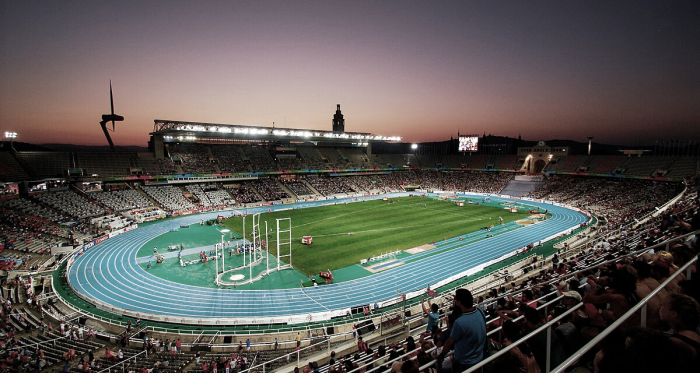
[415,351,436,373]
[400,360,420,373]
[105,348,118,361]
[553,292,584,356]
[652,251,683,293]
[405,336,419,358]
[522,307,566,371]
[660,293,700,368]
[63,348,77,362]
[625,328,683,373]
[592,345,645,373]
[632,260,667,330]
[582,265,640,335]
[493,320,540,372]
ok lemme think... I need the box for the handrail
[338,322,429,373]
[403,229,699,373]
[96,349,148,373]
[237,334,334,373]
[461,246,698,372]
[473,229,699,315]
[4,333,70,351]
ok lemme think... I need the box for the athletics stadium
[0,110,698,373]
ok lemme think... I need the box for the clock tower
[332,104,345,133]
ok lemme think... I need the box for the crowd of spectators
[396,170,441,190]
[226,183,263,204]
[530,176,683,231]
[462,171,513,194]
[157,158,179,175]
[307,177,355,196]
[167,143,218,174]
[346,175,380,193]
[442,171,465,192]
[277,155,308,170]
[281,179,314,197]
[211,144,250,173]
[284,179,699,373]
[0,167,697,373]
[250,179,291,201]
[0,208,64,257]
[243,146,278,172]
[346,174,403,193]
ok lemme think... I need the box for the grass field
[223,196,532,275]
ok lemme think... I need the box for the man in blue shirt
[436,288,486,373]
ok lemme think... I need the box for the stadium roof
[151,119,402,144]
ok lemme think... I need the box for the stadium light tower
[411,143,418,165]
[4,131,18,150]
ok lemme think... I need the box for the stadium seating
[17,151,71,178]
[242,145,278,172]
[307,176,355,196]
[211,144,250,173]
[297,147,327,169]
[185,183,235,208]
[92,188,154,212]
[2,142,699,373]
[75,152,136,177]
[249,179,290,201]
[226,182,263,204]
[142,185,196,212]
[0,152,30,181]
[34,191,105,220]
[622,156,673,177]
[280,178,315,198]
[167,143,218,174]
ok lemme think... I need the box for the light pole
[4,132,18,151]
[587,137,593,155]
[411,144,418,165]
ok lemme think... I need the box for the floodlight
[4,132,17,139]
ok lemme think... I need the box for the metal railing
[552,251,696,371]
[97,349,149,373]
[461,233,698,373]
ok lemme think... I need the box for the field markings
[286,204,488,239]
[290,218,481,239]
[290,203,388,229]
[67,194,590,318]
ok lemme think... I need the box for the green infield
[223,196,532,275]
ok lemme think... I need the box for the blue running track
[68,193,588,324]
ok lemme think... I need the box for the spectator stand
[211,143,250,173]
[475,232,698,373]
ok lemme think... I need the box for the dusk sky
[1,1,699,147]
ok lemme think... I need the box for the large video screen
[458,135,479,152]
